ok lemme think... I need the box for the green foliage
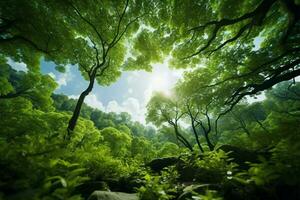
[0,88,140,199]
[131,137,156,162]
[190,151,237,183]
[157,142,181,157]
[101,127,132,157]
[138,168,179,200]
[42,160,89,200]
[53,94,156,139]
[55,65,66,73]
[188,189,223,200]
[235,135,300,186]
[76,146,129,180]
[0,0,158,86]
[0,61,57,111]
[146,92,176,127]
[1,0,300,199]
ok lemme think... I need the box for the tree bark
[174,125,194,152]
[191,120,204,153]
[66,75,95,139]
[203,132,214,151]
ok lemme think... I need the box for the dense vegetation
[1,0,300,199]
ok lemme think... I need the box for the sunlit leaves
[146,92,177,127]
[0,77,14,96]
[101,127,132,157]
[55,65,66,73]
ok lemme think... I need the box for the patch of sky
[40,57,185,124]
[7,58,28,72]
[253,36,264,51]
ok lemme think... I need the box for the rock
[146,157,179,172]
[178,165,199,182]
[75,181,109,199]
[113,176,143,193]
[88,191,138,200]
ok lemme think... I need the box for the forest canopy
[1,0,300,200]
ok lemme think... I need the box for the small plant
[191,190,223,200]
[138,167,180,200]
[41,159,89,200]
[193,150,237,183]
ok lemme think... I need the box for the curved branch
[109,0,129,46]
[203,47,300,89]
[0,35,54,54]
[69,2,106,59]
[226,60,300,107]
[186,0,277,58]
[209,23,251,55]
[0,88,30,99]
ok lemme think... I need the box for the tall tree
[146,92,194,151]
[64,0,143,136]
[185,99,214,151]
[1,0,162,138]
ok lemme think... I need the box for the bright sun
[150,73,171,95]
[145,57,184,98]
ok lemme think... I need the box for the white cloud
[171,69,185,79]
[85,94,105,110]
[7,58,28,72]
[106,100,122,113]
[63,58,189,125]
[144,86,154,103]
[55,65,73,88]
[68,93,146,123]
[123,97,140,114]
[68,94,144,123]
[247,92,266,103]
[68,94,79,99]
[126,71,142,83]
[57,76,68,86]
[69,93,105,111]
[69,94,144,122]
[127,76,134,83]
[132,71,139,76]
[106,97,146,123]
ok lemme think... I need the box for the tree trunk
[191,120,204,153]
[174,125,193,152]
[241,126,251,136]
[66,76,95,139]
[204,132,214,151]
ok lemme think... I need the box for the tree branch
[185,0,276,58]
[0,35,53,54]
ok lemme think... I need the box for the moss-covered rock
[88,191,138,200]
[146,157,179,172]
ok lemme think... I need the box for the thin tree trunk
[204,132,214,151]
[232,111,251,136]
[66,76,95,139]
[241,126,251,136]
[174,125,193,152]
[191,120,204,153]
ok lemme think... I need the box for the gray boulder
[146,157,179,172]
[88,191,138,200]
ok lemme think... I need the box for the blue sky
[40,59,184,124]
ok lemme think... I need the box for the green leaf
[55,65,66,73]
